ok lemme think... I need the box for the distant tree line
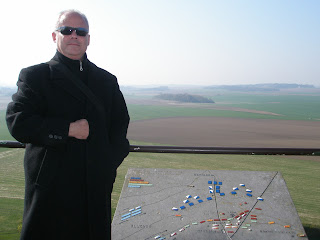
[121,86,169,92]
[206,83,315,92]
[155,93,214,103]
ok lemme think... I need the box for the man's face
[52,12,90,60]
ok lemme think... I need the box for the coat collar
[48,51,96,103]
[48,57,104,115]
[48,59,87,103]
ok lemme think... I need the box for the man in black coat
[6,9,130,240]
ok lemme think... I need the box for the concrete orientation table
[112,168,308,240]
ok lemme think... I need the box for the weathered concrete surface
[112,168,308,240]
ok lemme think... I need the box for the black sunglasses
[56,26,89,36]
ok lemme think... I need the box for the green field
[0,110,14,142]
[1,146,320,239]
[127,93,320,121]
[1,91,320,239]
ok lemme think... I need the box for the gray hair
[55,9,89,31]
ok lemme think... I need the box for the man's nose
[70,30,78,38]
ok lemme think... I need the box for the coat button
[49,134,53,138]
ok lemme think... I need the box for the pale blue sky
[1,0,319,87]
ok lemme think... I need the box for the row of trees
[155,93,214,103]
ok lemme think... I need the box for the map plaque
[112,168,308,239]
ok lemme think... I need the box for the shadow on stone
[304,226,320,240]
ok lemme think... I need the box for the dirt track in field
[128,117,320,149]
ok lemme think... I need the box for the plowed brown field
[128,117,320,148]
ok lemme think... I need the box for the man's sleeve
[109,79,130,169]
[6,66,70,147]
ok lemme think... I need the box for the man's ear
[52,32,57,43]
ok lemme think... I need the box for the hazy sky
[1,0,319,87]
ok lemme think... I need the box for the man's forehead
[60,13,88,28]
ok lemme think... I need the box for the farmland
[1,87,320,239]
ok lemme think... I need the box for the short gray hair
[55,9,89,31]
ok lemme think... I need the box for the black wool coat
[6,52,130,240]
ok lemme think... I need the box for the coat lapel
[48,61,86,104]
[48,60,106,116]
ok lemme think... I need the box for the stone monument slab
[112,168,308,239]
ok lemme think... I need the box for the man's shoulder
[89,61,117,81]
[17,63,51,91]
[20,63,50,78]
